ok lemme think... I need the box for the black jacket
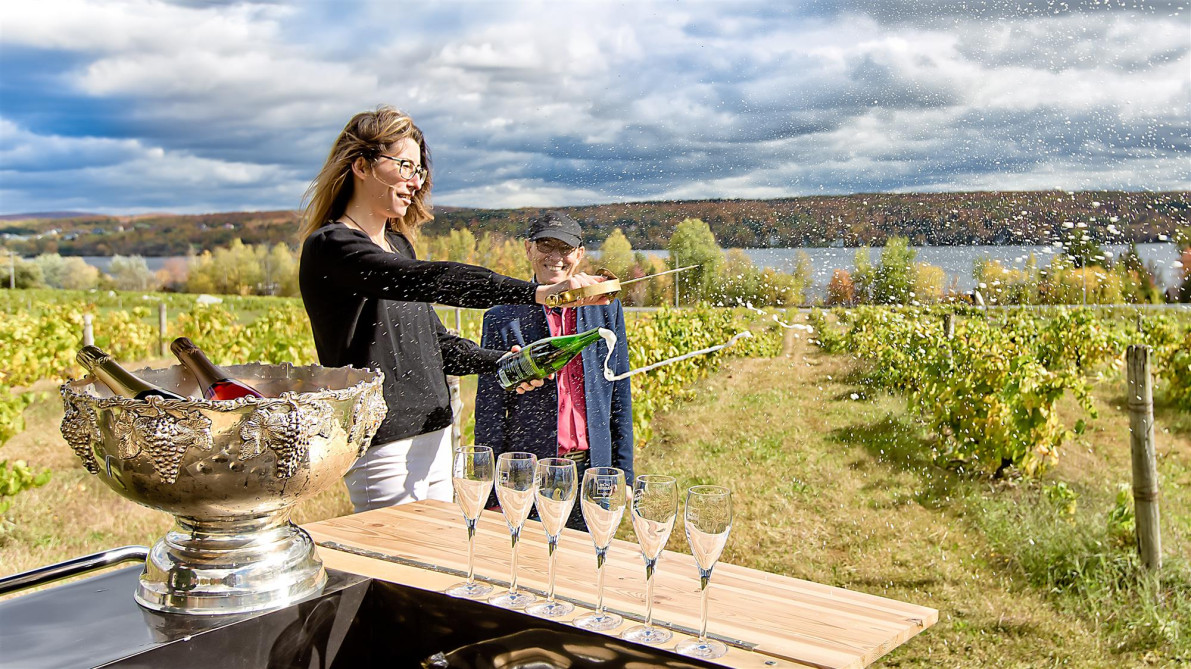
[299,222,536,443]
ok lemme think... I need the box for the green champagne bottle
[496,327,604,391]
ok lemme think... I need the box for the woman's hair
[299,106,433,241]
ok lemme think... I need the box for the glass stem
[594,546,608,614]
[509,527,521,594]
[643,556,658,627]
[698,567,712,641]
[545,535,559,602]
[465,518,477,584]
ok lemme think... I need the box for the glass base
[675,637,729,659]
[445,580,493,599]
[526,598,575,618]
[488,589,536,609]
[572,610,623,631]
[622,623,673,645]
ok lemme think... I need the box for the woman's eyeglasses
[375,155,428,182]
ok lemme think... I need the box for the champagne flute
[525,458,578,618]
[444,446,495,599]
[488,452,539,609]
[573,466,627,631]
[621,475,678,644]
[675,485,733,660]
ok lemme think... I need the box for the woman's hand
[534,273,613,308]
[509,344,554,394]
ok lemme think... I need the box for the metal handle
[0,545,149,597]
[543,269,621,308]
[544,280,622,308]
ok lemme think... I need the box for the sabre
[544,264,700,308]
[617,264,700,287]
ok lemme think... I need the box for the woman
[298,106,605,512]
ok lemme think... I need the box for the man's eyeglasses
[375,155,428,182]
[533,240,578,256]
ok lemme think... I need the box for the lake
[81,256,183,273]
[623,242,1183,296]
[82,242,1184,297]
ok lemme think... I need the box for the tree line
[2,190,1186,257]
[3,222,1189,305]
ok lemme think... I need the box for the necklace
[341,213,392,252]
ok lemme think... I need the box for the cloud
[0,119,305,214]
[1,0,288,53]
[0,0,1186,215]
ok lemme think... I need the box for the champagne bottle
[76,345,185,400]
[496,327,604,391]
[170,337,265,400]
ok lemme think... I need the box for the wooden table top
[304,500,936,669]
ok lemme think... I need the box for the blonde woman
[299,106,605,512]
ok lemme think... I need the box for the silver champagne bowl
[59,362,385,616]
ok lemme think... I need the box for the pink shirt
[545,306,589,456]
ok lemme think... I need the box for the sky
[1,0,1188,216]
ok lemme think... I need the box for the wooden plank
[305,500,936,669]
[315,549,817,669]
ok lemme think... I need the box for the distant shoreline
[73,241,1183,294]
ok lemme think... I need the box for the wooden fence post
[942,313,954,339]
[1126,345,1161,571]
[446,314,464,452]
[448,375,463,452]
[82,314,94,347]
[158,302,168,358]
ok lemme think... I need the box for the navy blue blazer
[475,301,634,484]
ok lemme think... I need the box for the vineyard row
[0,291,784,510]
[809,305,1191,477]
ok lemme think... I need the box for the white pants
[343,427,453,513]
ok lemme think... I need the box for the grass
[629,332,1189,667]
[1,329,1188,667]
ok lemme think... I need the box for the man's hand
[509,344,554,394]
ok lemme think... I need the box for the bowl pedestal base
[135,513,326,615]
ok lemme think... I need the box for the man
[476,211,634,531]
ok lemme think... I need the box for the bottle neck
[553,327,604,354]
[90,360,161,398]
[174,346,228,390]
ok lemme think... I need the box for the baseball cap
[525,211,583,248]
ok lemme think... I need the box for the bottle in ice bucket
[76,345,186,400]
[496,327,604,391]
[170,337,265,400]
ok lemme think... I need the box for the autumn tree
[598,228,634,280]
[33,254,100,290]
[666,218,722,305]
[108,255,158,291]
[3,256,45,289]
[185,239,298,296]
[475,232,528,278]
[854,236,916,304]
[826,269,855,306]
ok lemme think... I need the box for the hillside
[1,190,1187,257]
